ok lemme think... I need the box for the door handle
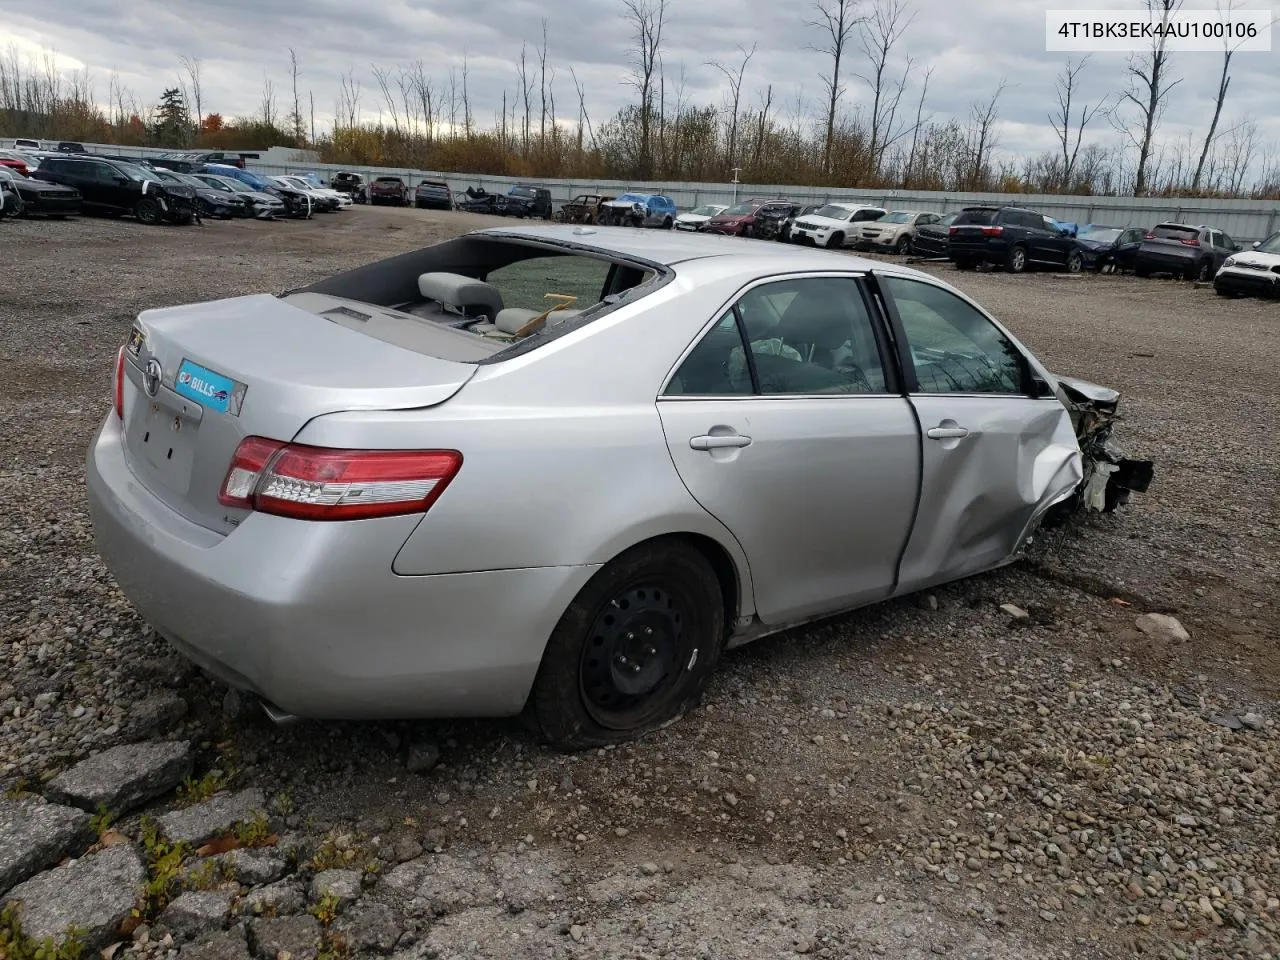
[927,426,969,440]
[690,434,752,450]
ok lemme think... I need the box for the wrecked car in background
[87,225,1154,750]
[558,193,613,224]
[597,193,677,228]
[456,186,501,214]
[0,167,81,218]
[330,171,368,203]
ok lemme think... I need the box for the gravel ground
[0,206,1276,960]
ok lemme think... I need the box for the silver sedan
[86,225,1153,748]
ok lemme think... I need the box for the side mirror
[1251,241,1260,249]
[1029,375,1056,399]
[1234,244,1242,252]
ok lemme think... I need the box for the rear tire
[1134,265,1150,278]
[1194,259,1212,282]
[662,216,673,230]
[1214,286,1237,298]
[953,258,975,271]
[527,541,725,751]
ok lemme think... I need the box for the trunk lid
[121,292,485,534]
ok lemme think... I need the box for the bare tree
[372,63,402,134]
[517,44,533,151]
[966,80,1006,189]
[621,0,667,178]
[706,43,756,167]
[309,89,316,143]
[854,0,914,178]
[1050,56,1106,189]
[338,69,361,129]
[259,75,277,128]
[287,49,305,142]
[569,65,598,153]
[538,19,550,141]
[807,0,863,173]
[904,64,932,186]
[752,83,774,170]
[178,55,203,126]
[1115,0,1183,195]
[1220,118,1258,194]
[461,53,473,135]
[1190,0,1275,190]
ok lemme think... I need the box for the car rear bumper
[949,239,1007,262]
[85,413,598,720]
[1136,251,1195,272]
[1214,267,1280,297]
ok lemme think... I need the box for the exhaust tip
[256,697,301,726]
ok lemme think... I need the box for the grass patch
[175,770,229,807]
[0,904,88,960]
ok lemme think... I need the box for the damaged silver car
[86,225,1152,749]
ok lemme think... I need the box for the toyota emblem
[143,358,163,398]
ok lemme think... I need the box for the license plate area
[127,395,203,495]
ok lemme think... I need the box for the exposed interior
[294,234,664,361]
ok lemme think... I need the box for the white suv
[789,204,887,249]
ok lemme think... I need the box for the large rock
[159,889,235,941]
[1135,612,1190,643]
[45,741,193,814]
[249,914,322,960]
[311,868,362,907]
[0,797,95,895]
[213,847,287,886]
[2,842,146,950]
[242,879,305,917]
[158,788,267,847]
[124,693,189,739]
[333,901,401,954]
[180,929,253,960]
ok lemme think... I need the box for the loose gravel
[0,206,1276,959]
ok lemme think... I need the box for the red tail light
[219,437,463,521]
[948,226,958,235]
[980,225,1003,236]
[114,347,125,420]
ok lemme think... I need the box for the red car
[368,176,410,206]
[703,198,796,238]
[0,152,31,176]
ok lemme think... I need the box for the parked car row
[0,150,357,226]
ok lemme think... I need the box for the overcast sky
[4,0,1279,165]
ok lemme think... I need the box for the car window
[954,209,997,226]
[88,163,120,183]
[667,278,887,397]
[484,255,613,313]
[1219,231,1235,249]
[882,277,1025,395]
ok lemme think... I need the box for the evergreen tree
[152,87,193,147]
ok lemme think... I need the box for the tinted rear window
[953,210,997,226]
[1151,224,1198,240]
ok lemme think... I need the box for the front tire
[134,198,163,225]
[1007,244,1028,273]
[527,541,725,750]
[1065,250,1083,273]
[895,235,912,255]
[828,231,845,249]
[662,216,673,230]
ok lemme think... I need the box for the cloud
[3,0,1278,162]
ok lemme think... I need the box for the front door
[658,275,921,625]
[874,274,1083,593]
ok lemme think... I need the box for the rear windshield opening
[953,209,998,226]
[1150,225,1198,239]
[296,235,667,362]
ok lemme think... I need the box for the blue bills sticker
[175,359,237,414]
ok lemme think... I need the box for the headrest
[417,272,503,317]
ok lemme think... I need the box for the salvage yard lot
[1,206,1276,959]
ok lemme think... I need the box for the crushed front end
[1055,375,1155,514]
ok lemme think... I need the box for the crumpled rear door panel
[895,396,1082,594]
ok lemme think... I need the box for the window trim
[870,272,1049,400]
[658,270,901,401]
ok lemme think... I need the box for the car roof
[472,223,942,272]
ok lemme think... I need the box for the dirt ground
[1,205,1276,960]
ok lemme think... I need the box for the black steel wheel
[527,540,725,750]
[135,197,163,225]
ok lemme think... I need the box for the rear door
[1116,228,1144,269]
[874,273,1082,592]
[658,274,921,624]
